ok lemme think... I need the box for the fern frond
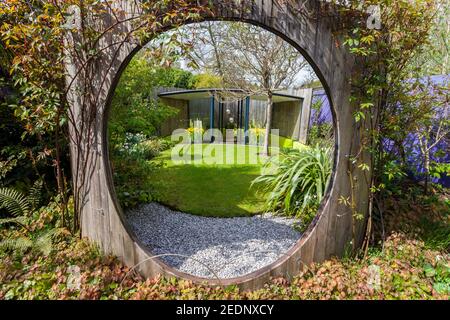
[33,228,65,256]
[34,234,53,256]
[28,179,43,210]
[0,216,28,226]
[0,237,33,253]
[0,187,30,216]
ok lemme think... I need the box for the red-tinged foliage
[0,232,447,300]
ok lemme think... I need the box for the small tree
[413,81,449,194]
[0,0,207,233]
[183,22,309,155]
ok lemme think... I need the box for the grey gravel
[125,202,302,279]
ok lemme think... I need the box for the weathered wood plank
[67,0,372,291]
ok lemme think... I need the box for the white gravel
[125,202,302,279]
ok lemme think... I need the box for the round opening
[106,20,336,280]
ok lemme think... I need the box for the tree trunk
[263,92,273,156]
[54,114,69,229]
[418,133,431,195]
[443,18,449,74]
[207,22,224,78]
[424,147,430,195]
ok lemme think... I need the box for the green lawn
[147,144,274,217]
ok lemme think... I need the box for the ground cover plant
[1,175,447,300]
[0,225,448,299]
[0,158,447,300]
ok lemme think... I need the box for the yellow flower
[187,127,204,135]
[250,127,264,138]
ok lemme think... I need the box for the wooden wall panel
[159,98,189,137]
[272,101,301,139]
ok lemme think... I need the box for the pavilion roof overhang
[158,89,303,103]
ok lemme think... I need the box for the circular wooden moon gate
[65,0,372,290]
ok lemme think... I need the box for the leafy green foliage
[112,133,175,162]
[0,228,64,256]
[111,135,174,209]
[109,57,194,141]
[420,217,450,252]
[0,187,30,217]
[336,0,448,251]
[372,179,449,252]
[0,232,447,300]
[0,183,64,256]
[108,56,199,209]
[189,73,223,88]
[108,57,197,205]
[307,123,333,147]
[0,179,43,217]
[307,98,334,147]
[1,0,207,231]
[0,237,33,254]
[0,0,447,301]
[252,145,332,221]
[0,79,62,196]
[423,260,450,295]
[0,216,27,227]
[410,0,449,75]
[139,137,175,160]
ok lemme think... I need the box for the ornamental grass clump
[252,145,332,219]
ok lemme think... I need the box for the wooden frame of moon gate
[65,0,373,290]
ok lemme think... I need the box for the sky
[147,21,319,88]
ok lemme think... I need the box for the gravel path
[125,203,302,279]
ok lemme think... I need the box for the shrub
[0,183,65,256]
[139,137,174,159]
[190,73,223,89]
[252,145,332,221]
[111,135,174,209]
[111,154,157,209]
[307,123,334,147]
[112,134,173,161]
[109,57,190,141]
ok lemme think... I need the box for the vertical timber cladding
[66,0,371,290]
[272,101,302,140]
[159,98,189,137]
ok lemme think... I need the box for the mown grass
[147,144,275,217]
